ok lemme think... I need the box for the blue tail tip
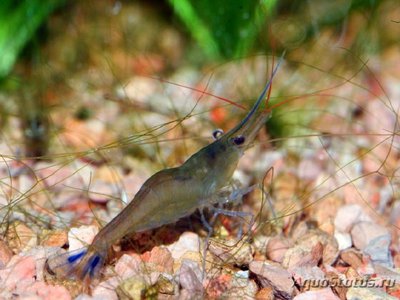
[67,250,86,264]
[83,254,102,278]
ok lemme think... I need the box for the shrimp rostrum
[46,55,284,281]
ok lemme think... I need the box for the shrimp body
[48,56,284,280]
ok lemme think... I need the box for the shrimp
[46,54,285,281]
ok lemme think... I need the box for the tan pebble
[123,76,158,104]
[60,118,106,150]
[283,241,323,270]
[223,276,258,299]
[291,221,309,240]
[16,174,36,196]
[206,273,232,298]
[340,249,363,269]
[334,204,371,233]
[249,260,294,298]
[208,238,254,266]
[297,229,338,266]
[2,255,36,290]
[252,235,269,253]
[121,173,149,200]
[334,231,352,250]
[94,165,123,183]
[266,235,293,263]
[68,225,98,251]
[345,267,360,280]
[394,252,400,268]
[313,195,342,230]
[87,180,115,203]
[179,260,203,293]
[253,252,267,261]
[179,288,203,300]
[173,251,202,274]
[319,220,335,235]
[117,275,151,300]
[347,285,397,300]
[292,265,325,292]
[23,281,72,300]
[273,172,299,204]
[143,246,173,274]
[40,230,68,247]
[311,113,349,135]
[294,288,341,300]
[166,231,201,260]
[325,272,347,300]
[350,221,389,250]
[114,253,143,279]
[34,161,75,192]
[157,274,176,295]
[92,277,120,300]
[0,239,13,267]
[255,287,274,300]
[6,221,37,252]
[298,158,322,181]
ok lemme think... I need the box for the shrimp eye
[233,135,245,145]
[212,129,224,140]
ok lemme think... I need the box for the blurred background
[0,0,398,159]
[0,1,400,298]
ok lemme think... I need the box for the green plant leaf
[168,0,277,59]
[0,0,65,79]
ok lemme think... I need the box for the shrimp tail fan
[46,244,107,280]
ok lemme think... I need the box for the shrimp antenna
[232,51,286,132]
